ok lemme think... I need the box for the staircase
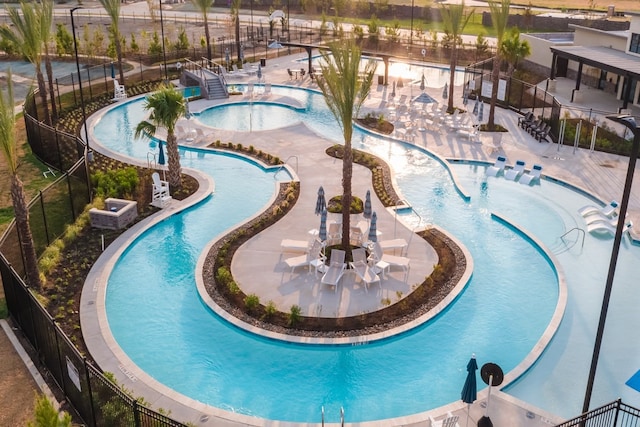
[204,73,227,100]
[181,59,229,100]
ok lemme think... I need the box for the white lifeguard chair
[113,79,127,101]
[151,172,171,208]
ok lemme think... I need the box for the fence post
[83,359,98,427]
[66,172,78,221]
[71,74,77,106]
[39,191,51,247]
[86,68,93,99]
[55,79,62,114]
[133,399,141,427]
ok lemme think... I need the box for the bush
[244,294,260,312]
[288,305,302,326]
[92,167,139,199]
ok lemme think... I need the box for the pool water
[93,88,640,423]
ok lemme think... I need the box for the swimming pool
[90,88,640,423]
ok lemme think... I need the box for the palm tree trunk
[116,36,125,84]
[204,15,212,61]
[235,14,241,63]
[166,132,182,190]
[11,176,42,289]
[487,54,501,130]
[44,50,57,122]
[36,67,51,126]
[341,140,353,261]
[448,42,458,113]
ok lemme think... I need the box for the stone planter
[89,198,138,230]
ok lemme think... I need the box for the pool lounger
[578,200,618,218]
[504,160,526,181]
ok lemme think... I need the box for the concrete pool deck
[76,53,640,427]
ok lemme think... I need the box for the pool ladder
[320,406,344,426]
[560,227,585,249]
[273,155,298,180]
[394,199,425,241]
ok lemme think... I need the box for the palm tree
[0,1,50,126]
[231,0,241,63]
[98,0,125,84]
[0,71,43,290]
[134,85,186,190]
[39,0,57,121]
[316,40,375,255]
[191,0,214,61]
[440,1,473,113]
[501,27,531,77]
[486,0,510,130]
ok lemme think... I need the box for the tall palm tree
[98,0,125,84]
[0,1,50,126]
[0,71,43,290]
[231,0,241,63]
[316,40,375,255]
[501,27,531,77]
[39,0,57,121]
[134,85,186,190]
[191,0,214,61]
[440,1,473,113]
[487,0,510,130]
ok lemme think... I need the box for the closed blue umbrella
[420,73,425,92]
[158,141,166,165]
[461,354,478,427]
[110,62,115,79]
[257,63,262,81]
[442,82,448,99]
[463,90,469,105]
[319,208,327,242]
[240,44,245,62]
[367,211,378,243]
[363,190,372,220]
[225,48,230,66]
[390,80,396,98]
[315,186,326,215]
[479,101,484,122]
[473,97,479,115]
[185,97,191,120]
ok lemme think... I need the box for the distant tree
[501,27,531,77]
[55,23,73,55]
[440,1,473,112]
[487,0,510,130]
[98,0,125,83]
[191,0,213,60]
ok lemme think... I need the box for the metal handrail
[273,155,298,180]
[340,407,344,427]
[147,152,157,170]
[321,406,324,427]
[560,227,586,249]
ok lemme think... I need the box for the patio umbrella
[479,101,485,122]
[478,363,504,427]
[110,62,115,79]
[315,186,326,215]
[363,190,372,220]
[472,97,479,115]
[461,354,478,427]
[225,49,230,66]
[390,81,396,98]
[268,40,283,49]
[368,211,378,243]
[158,141,166,166]
[239,44,245,62]
[319,208,327,242]
[257,63,262,81]
[420,73,425,92]
[442,82,448,99]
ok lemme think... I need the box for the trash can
[378,75,384,85]
[260,58,266,67]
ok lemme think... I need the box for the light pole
[581,114,640,415]
[410,0,415,45]
[70,7,92,200]
[159,0,168,81]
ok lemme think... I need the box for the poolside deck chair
[287,68,295,80]
[520,164,543,185]
[534,123,551,142]
[370,242,410,280]
[518,111,534,128]
[194,128,210,144]
[525,118,542,134]
[349,248,380,293]
[349,220,368,246]
[586,218,633,237]
[485,155,507,177]
[578,200,618,219]
[321,249,346,292]
[263,83,272,97]
[245,82,254,98]
[151,172,171,208]
[505,160,526,181]
[379,238,408,256]
[326,222,341,246]
[281,238,313,254]
[428,412,460,427]
[284,239,325,274]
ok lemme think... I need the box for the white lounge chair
[485,155,507,177]
[504,160,526,181]
[578,200,618,218]
[281,238,313,254]
[245,82,254,98]
[321,249,346,292]
[587,218,633,237]
[370,242,410,280]
[584,211,626,226]
[520,164,543,185]
[326,222,341,246]
[151,172,171,208]
[284,239,324,274]
[350,220,368,246]
[379,238,408,256]
[349,248,380,293]
[428,412,460,427]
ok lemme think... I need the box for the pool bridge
[180,59,229,100]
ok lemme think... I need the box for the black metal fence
[554,399,640,427]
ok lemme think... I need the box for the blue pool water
[92,87,640,423]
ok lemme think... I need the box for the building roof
[550,45,640,77]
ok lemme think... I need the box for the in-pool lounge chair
[520,164,543,185]
[349,248,380,293]
[428,412,460,427]
[578,200,618,219]
[587,218,633,237]
[504,160,526,181]
[284,239,324,274]
[321,249,346,292]
[485,155,507,177]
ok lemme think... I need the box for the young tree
[501,27,531,77]
[191,0,213,61]
[27,394,72,427]
[134,85,187,190]
[440,1,473,112]
[55,23,73,55]
[0,1,50,125]
[39,0,58,121]
[316,41,376,257]
[98,0,125,83]
[0,71,43,290]
[487,0,510,130]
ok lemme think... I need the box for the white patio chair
[520,164,543,185]
[321,249,346,292]
[349,248,380,293]
[428,412,460,427]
